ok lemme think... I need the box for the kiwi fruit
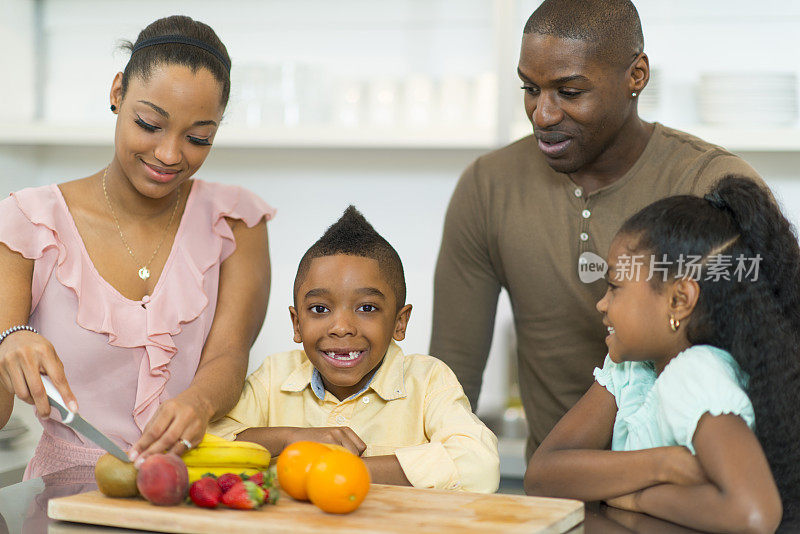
[95,452,139,497]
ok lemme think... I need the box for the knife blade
[41,375,131,463]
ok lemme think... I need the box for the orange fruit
[276,441,330,501]
[306,449,371,514]
[322,443,351,453]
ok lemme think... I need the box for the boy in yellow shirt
[210,206,499,492]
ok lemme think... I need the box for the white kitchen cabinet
[2,0,799,152]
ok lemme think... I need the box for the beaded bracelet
[0,325,39,346]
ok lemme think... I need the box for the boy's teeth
[607,326,615,335]
[324,351,362,361]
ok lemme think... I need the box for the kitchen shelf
[509,121,800,153]
[680,126,800,152]
[6,122,800,152]
[1,122,498,150]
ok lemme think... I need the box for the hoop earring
[110,105,117,112]
[669,315,680,332]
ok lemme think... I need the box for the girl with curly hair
[525,176,799,533]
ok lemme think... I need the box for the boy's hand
[286,427,367,456]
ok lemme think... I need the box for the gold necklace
[101,166,181,281]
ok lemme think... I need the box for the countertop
[0,466,706,534]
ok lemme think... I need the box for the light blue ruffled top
[593,345,754,454]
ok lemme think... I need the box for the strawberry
[221,481,266,510]
[241,471,279,504]
[247,472,265,487]
[216,473,243,494]
[189,477,222,508]
[264,486,279,505]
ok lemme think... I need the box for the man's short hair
[523,0,644,66]
[294,206,406,309]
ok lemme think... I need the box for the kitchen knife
[41,375,131,463]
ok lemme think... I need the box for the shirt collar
[280,357,315,394]
[279,341,407,402]
[367,340,407,401]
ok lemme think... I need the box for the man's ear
[629,52,649,95]
[392,304,413,342]
[669,277,700,322]
[289,306,302,344]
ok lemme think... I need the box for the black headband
[131,35,230,72]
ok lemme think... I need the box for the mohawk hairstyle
[524,0,644,66]
[294,206,406,310]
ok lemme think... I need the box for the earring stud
[110,105,117,112]
[631,92,638,97]
[669,315,680,332]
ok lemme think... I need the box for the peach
[136,453,189,506]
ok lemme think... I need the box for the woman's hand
[0,330,78,417]
[129,390,213,466]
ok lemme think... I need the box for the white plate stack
[698,72,798,126]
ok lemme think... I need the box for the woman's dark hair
[619,175,800,528]
[119,15,231,107]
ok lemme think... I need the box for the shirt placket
[572,185,593,253]
[327,397,357,427]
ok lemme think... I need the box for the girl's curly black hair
[619,175,800,529]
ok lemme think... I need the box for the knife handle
[41,375,75,424]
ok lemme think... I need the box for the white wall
[2,0,800,417]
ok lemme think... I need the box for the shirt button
[362,397,370,404]
[582,209,591,219]
[574,188,583,197]
[580,233,589,242]
[335,415,346,425]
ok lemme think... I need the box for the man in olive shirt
[430,0,764,459]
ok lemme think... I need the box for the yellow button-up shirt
[209,341,499,493]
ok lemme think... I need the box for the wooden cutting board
[49,485,583,533]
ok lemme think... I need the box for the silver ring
[180,438,193,450]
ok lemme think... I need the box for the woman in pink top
[0,16,275,478]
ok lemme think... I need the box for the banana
[198,433,228,443]
[187,466,262,483]
[182,446,271,468]
[181,434,271,480]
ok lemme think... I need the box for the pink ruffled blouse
[0,180,274,479]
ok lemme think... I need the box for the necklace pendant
[138,267,151,280]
